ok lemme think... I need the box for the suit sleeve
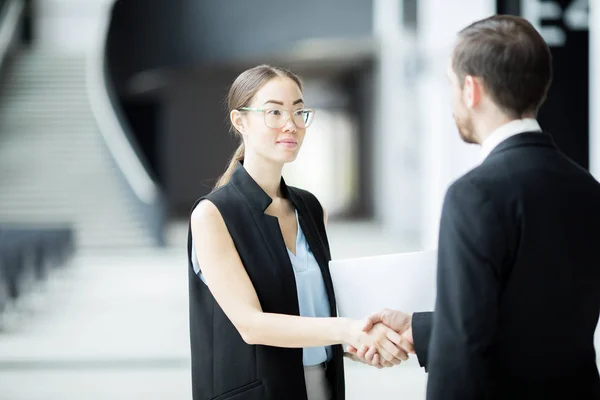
[412,312,433,370]
[426,180,507,400]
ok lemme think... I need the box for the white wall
[417,0,496,249]
[284,109,359,216]
[372,0,422,239]
[371,0,495,247]
[35,0,113,52]
[591,0,600,181]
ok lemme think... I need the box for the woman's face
[234,77,309,165]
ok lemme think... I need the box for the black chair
[0,257,9,316]
[0,231,35,301]
[0,225,75,322]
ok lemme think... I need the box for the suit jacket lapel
[251,209,300,315]
[230,164,300,315]
[231,162,336,316]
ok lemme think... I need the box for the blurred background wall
[4,0,593,248]
[0,0,597,399]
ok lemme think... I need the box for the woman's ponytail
[213,143,245,189]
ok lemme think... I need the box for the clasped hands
[345,309,414,368]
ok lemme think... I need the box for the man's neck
[474,111,536,145]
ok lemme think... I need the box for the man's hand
[346,309,415,368]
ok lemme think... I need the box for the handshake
[344,309,415,368]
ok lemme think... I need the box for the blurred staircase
[0,49,154,248]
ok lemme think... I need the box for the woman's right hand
[346,319,408,365]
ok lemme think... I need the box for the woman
[187,65,406,400]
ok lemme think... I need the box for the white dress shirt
[480,118,542,162]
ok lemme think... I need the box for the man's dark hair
[453,15,553,117]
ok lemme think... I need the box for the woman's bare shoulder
[191,199,224,229]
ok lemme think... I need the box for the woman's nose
[282,116,297,132]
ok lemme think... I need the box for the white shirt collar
[480,118,542,162]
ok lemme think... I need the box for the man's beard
[454,114,477,144]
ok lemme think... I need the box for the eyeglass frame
[237,107,316,129]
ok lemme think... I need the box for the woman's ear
[230,110,246,134]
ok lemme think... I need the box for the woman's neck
[242,154,283,200]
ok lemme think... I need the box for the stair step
[0,49,154,248]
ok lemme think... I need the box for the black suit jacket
[412,133,600,400]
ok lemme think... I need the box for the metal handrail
[85,10,158,205]
[0,0,24,64]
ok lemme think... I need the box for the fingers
[378,340,408,364]
[398,326,415,354]
[357,346,400,368]
[373,353,395,368]
[346,346,372,366]
[380,309,413,335]
[344,345,359,360]
[385,328,403,346]
[372,353,383,369]
[364,345,377,363]
[361,316,376,332]
[362,310,385,332]
[400,338,415,354]
[370,348,391,369]
[356,345,368,364]
[373,342,401,365]
[379,356,394,368]
[345,346,372,366]
[349,345,385,369]
[379,326,409,363]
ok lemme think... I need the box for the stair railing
[85,4,165,246]
[0,0,24,68]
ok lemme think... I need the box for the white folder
[329,250,438,319]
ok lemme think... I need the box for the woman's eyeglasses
[238,107,315,129]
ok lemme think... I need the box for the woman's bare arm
[191,200,404,362]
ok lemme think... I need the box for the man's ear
[230,110,245,134]
[463,75,482,109]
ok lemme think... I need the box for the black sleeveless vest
[187,163,345,400]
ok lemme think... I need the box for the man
[350,15,600,399]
